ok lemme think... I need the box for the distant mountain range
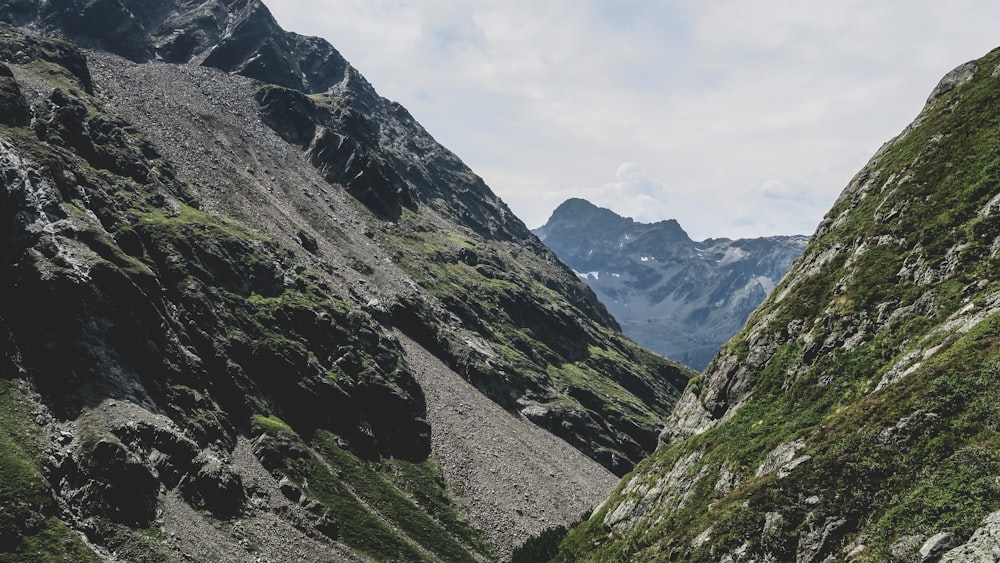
[534,199,808,370]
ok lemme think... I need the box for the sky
[265,1,1000,241]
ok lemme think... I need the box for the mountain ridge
[0,3,691,560]
[535,197,807,370]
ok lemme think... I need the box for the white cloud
[265,0,1000,240]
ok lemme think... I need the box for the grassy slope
[558,49,1000,561]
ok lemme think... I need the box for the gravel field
[84,51,618,560]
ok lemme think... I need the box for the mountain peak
[5,0,352,94]
[534,198,806,370]
[537,197,691,246]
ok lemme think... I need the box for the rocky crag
[0,2,691,561]
[535,198,807,371]
[557,50,1000,561]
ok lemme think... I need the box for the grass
[0,381,101,562]
[557,45,1000,562]
[253,419,493,562]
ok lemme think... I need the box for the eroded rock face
[0,28,435,559]
[0,7,687,560]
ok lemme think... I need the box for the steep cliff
[0,2,690,560]
[535,198,807,370]
[558,49,1000,562]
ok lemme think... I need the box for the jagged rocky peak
[2,0,531,239]
[3,0,350,93]
[557,49,1000,562]
[537,197,691,249]
[535,198,806,370]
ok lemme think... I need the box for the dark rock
[313,509,338,540]
[180,453,246,517]
[296,229,318,254]
[38,0,154,62]
[255,85,317,146]
[307,126,415,220]
[0,0,36,25]
[78,438,160,526]
[277,476,302,503]
[0,63,28,126]
[0,23,94,93]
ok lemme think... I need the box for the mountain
[0,2,692,561]
[534,198,808,370]
[556,52,1000,561]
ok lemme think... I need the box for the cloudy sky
[266,1,1000,240]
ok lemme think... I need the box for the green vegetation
[381,209,692,472]
[0,381,100,562]
[509,513,590,563]
[253,419,494,562]
[557,46,1000,562]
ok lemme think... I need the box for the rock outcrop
[0,4,690,561]
[535,198,807,370]
[557,47,1000,562]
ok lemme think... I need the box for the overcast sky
[265,1,1000,240]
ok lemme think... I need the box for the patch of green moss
[253,421,492,562]
[251,414,294,434]
[0,381,100,561]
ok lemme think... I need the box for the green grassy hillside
[558,48,1000,562]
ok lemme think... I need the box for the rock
[0,62,29,126]
[763,511,785,536]
[180,452,246,517]
[255,85,317,145]
[797,517,846,563]
[940,510,1000,562]
[777,455,811,479]
[757,438,807,477]
[277,476,302,503]
[78,438,160,526]
[313,509,338,540]
[927,62,978,102]
[296,229,318,254]
[920,532,957,562]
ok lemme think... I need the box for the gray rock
[921,532,957,562]
[927,62,978,103]
[757,438,806,477]
[797,517,846,563]
[940,510,1000,562]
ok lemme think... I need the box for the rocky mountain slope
[556,50,1000,561]
[0,2,691,560]
[535,199,807,370]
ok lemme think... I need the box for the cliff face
[0,2,690,560]
[558,50,1000,562]
[535,198,807,370]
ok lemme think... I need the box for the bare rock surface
[397,333,617,559]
